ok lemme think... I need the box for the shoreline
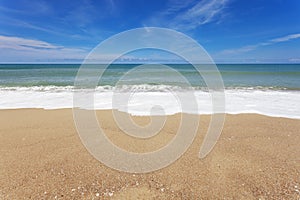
[0,109,299,199]
[1,86,299,119]
[0,108,299,120]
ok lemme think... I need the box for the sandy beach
[0,109,299,199]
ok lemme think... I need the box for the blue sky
[0,0,300,63]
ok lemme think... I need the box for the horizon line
[0,62,300,65]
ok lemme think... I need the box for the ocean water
[0,64,299,118]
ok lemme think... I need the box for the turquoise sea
[0,64,299,90]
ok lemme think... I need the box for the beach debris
[71,188,76,192]
[95,193,100,197]
[104,191,114,197]
[161,188,165,192]
[60,169,65,176]
[294,187,300,194]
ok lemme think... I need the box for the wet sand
[0,109,299,199]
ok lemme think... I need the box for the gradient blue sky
[0,0,300,63]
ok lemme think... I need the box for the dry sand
[0,109,299,199]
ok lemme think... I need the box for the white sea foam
[0,86,299,119]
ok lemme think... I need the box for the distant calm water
[0,64,299,90]
[0,64,299,118]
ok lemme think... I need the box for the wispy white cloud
[0,35,188,63]
[0,1,108,41]
[146,0,230,30]
[0,35,174,63]
[172,0,229,29]
[288,58,300,62]
[0,35,63,50]
[221,44,259,54]
[0,5,26,14]
[221,33,300,55]
[0,35,88,62]
[163,0,195,15]
[0,1,52,15]
[270,33,300,43]
[0,5,69,37]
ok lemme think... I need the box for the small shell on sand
[108,192,113,197]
